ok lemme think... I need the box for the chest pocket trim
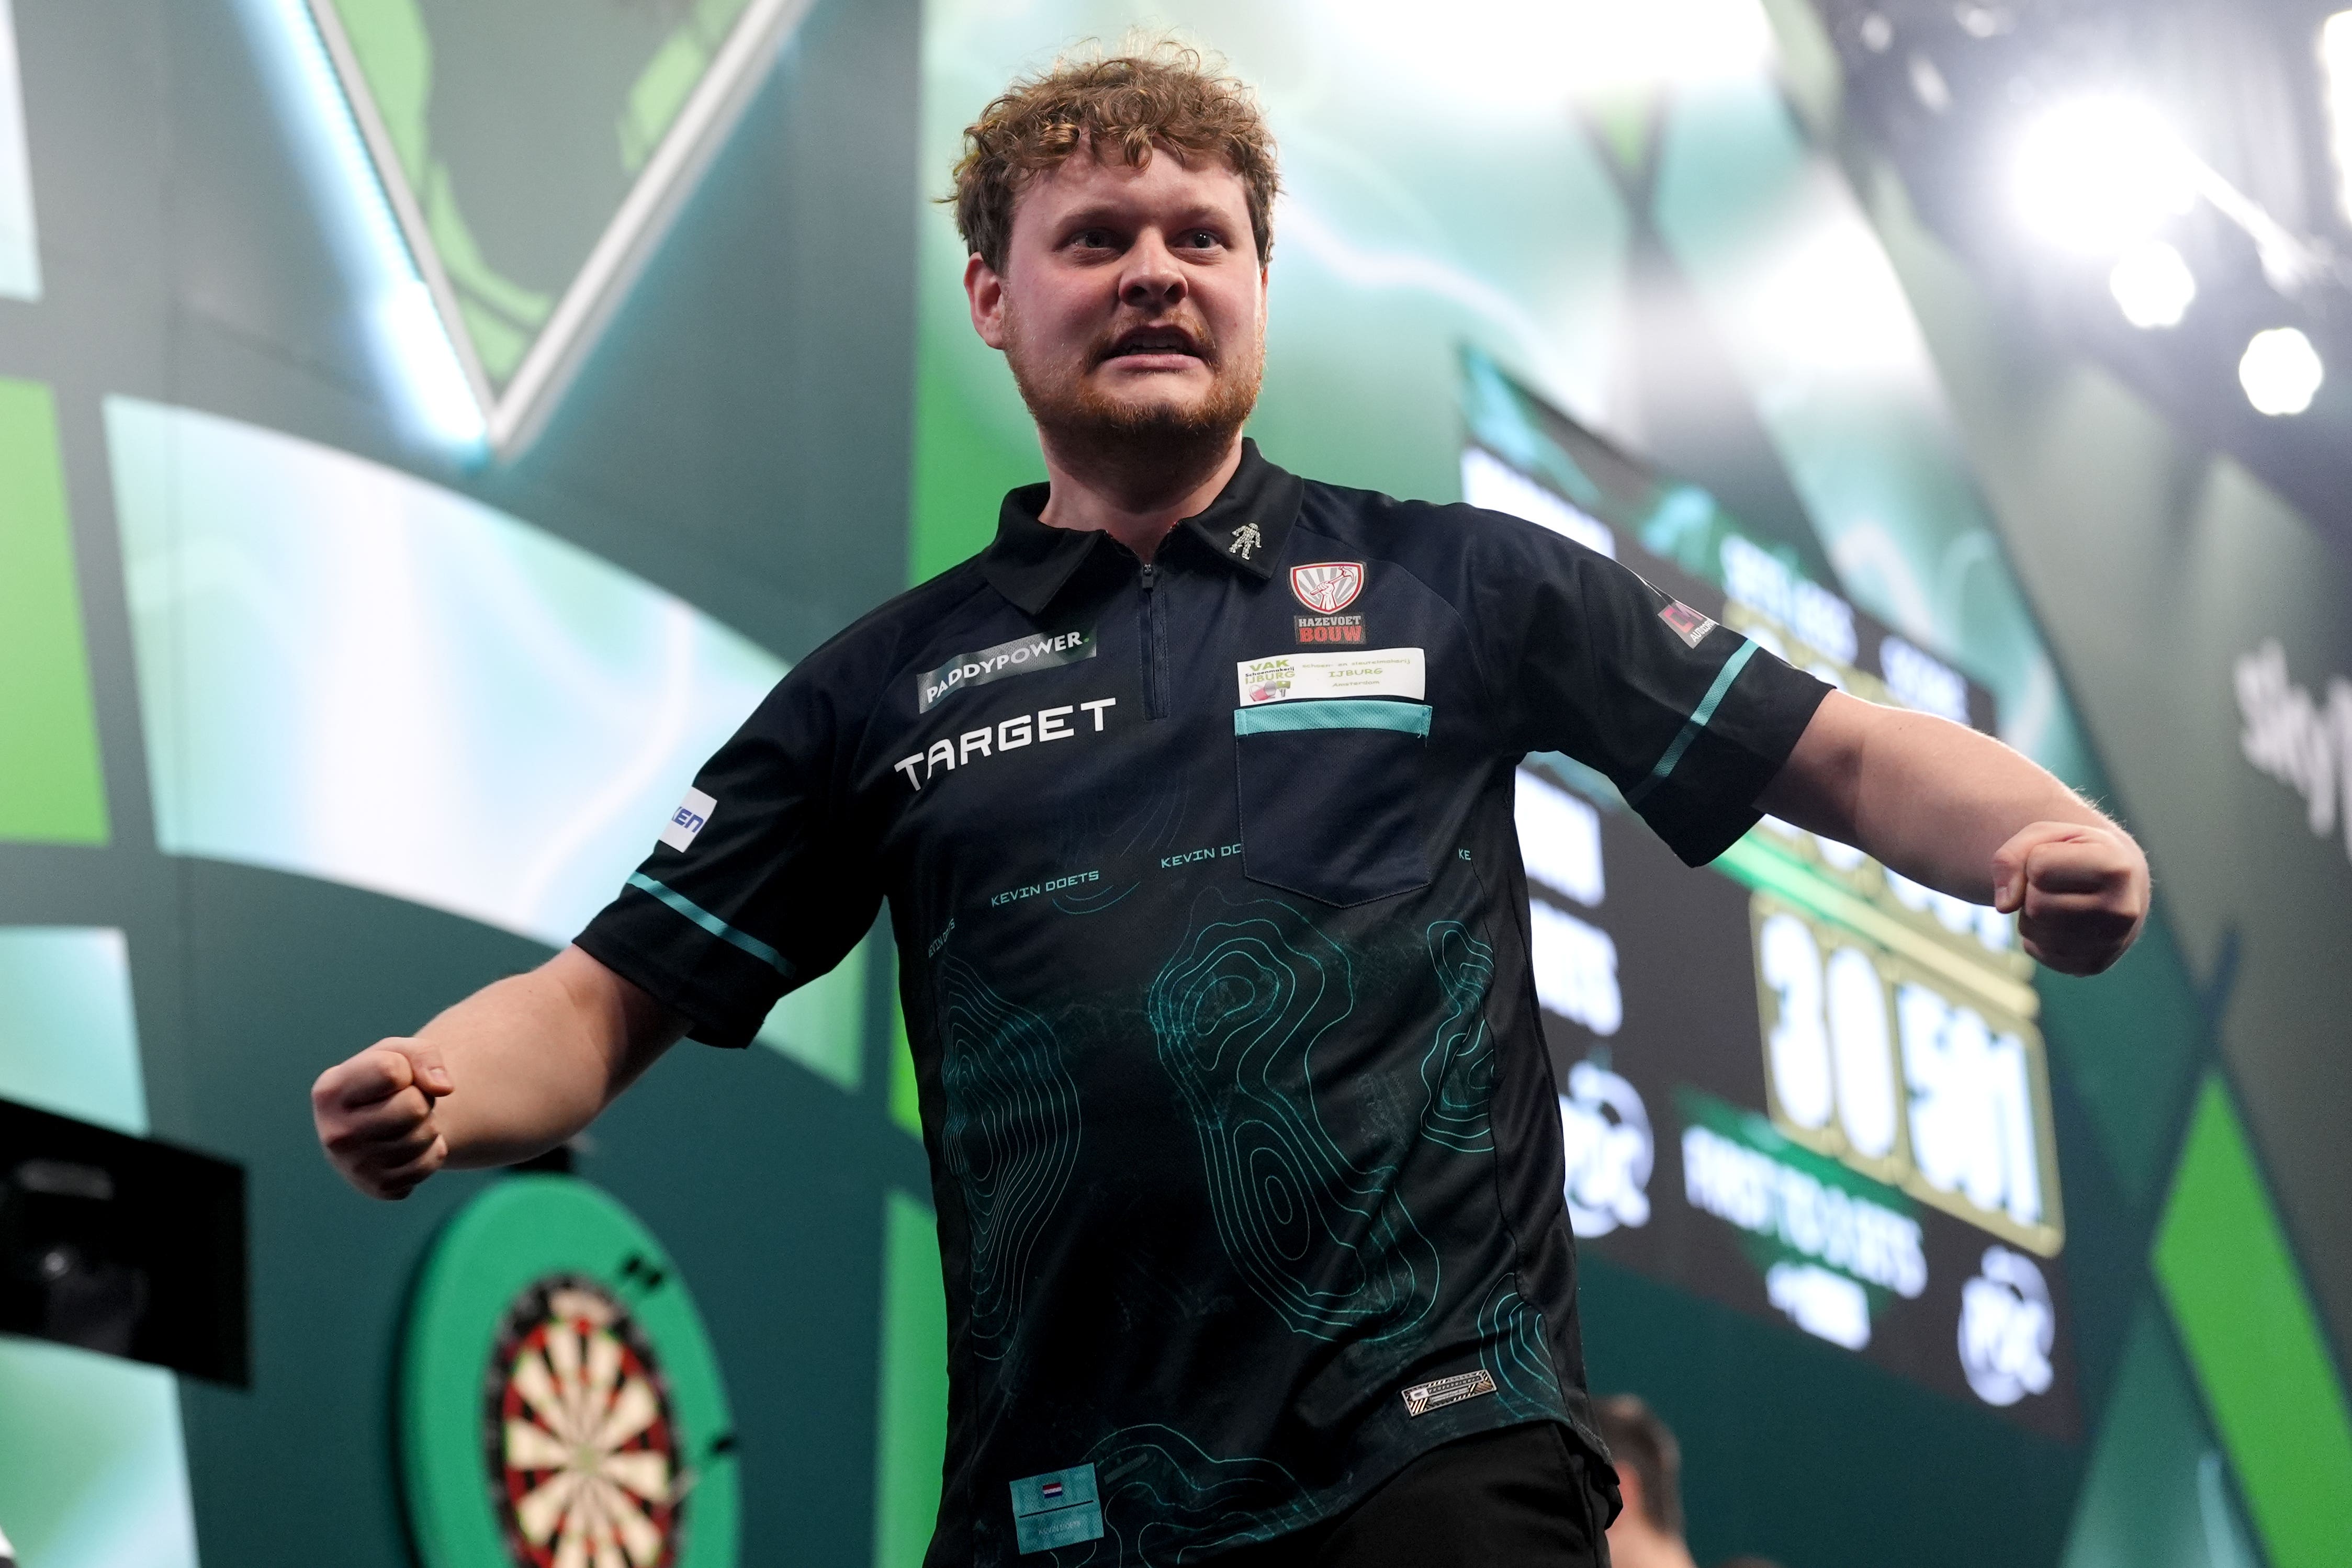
[1233,700,1434,905]
[1234,698,1432,737]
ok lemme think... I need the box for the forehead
[1011,145,1250,231]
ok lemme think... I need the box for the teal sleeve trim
[1624,640,1760,809]
[624,872,792,976]
[1234,699,1433,737]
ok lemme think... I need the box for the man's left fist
[1991,820,2150,976]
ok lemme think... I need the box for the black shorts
[1213,1422,1614,1567]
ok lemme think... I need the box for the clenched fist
[1992,819,2150,976]
[312,1039,455,1200]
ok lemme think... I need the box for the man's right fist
[312,1039,455,1200]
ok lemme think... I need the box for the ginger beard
[1001,296,1265,497]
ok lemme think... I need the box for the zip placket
[1139,561,1170,719]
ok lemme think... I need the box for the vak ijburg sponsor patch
[917,627,1095,712]
[1237,647,1425,706]
[1291,561,1364,614]
[1401,1368,1498,1417]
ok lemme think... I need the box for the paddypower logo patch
[917,628,1096,712]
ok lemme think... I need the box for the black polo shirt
[577,441,1830,1564]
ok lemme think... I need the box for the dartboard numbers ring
[400,1177,738,1568]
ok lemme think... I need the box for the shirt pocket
[1233,698,1434,906]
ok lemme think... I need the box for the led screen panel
[1476,364,2079,1439]
[0,928,200,1568]
[0,928,145,1137]
[108,399,871,1076]
[109,397,785,949]
[0,1339,199,1568]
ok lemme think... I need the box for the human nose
[1119,230,1186,310]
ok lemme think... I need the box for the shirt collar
[979,439,1306,616]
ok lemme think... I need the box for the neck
[1035,426,1246,561]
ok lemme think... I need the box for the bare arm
[1757,690,2150,975]
[311,945,688,1200]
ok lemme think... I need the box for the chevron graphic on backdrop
[2154,1075,2352,1568]
[307,0,814,453]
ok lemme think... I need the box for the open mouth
[1103,328,1206,362]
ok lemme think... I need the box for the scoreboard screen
[1466,362,2078,1440]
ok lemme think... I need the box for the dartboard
[486,1275,683,1568]
[400,1178,738,1568]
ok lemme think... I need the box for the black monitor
[0,1097,248,1385]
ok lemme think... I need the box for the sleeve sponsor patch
[658,786,716,851]
[1236,647,1425,706]
[1658,601,1718,649]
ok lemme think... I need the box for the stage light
[2322,12,2352,225]
[2012,96,2196,255]
[2108,239,2196,328]
[2240,327,2324,416]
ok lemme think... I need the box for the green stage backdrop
[0,2,2345,1567]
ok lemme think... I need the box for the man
[313,44,2148,1567]
[1592,1396,1698,1568]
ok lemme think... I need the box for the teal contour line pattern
[936,957,1082,1360]
[1233,700,1432,737]
[1419,921,1497,1153]
[624,873,790,976]
[1623,641,1759,808]
[1067,1424,1321,1565]
[1475,1277,1568,1426]
[1146,890,1442,1343]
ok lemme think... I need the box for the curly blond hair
[951,40,1280,274]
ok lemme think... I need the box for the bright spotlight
[2013,96,2197,255]
[2322,12,2352,224]
[2108,240,2197,328]
[2240,328,2324,416]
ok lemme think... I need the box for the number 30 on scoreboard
[1748,895,2063,1257]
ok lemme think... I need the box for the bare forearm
[1763,692,2096,898]
[315,946,685,1200]
[1845,710,2105,901]
[412,966,614,1167]
[1760,690,2147,975]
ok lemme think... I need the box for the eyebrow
[1054,202,1239,233]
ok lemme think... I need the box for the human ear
[966,253,1009,350]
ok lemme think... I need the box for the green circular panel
[401,1176,738,1568]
